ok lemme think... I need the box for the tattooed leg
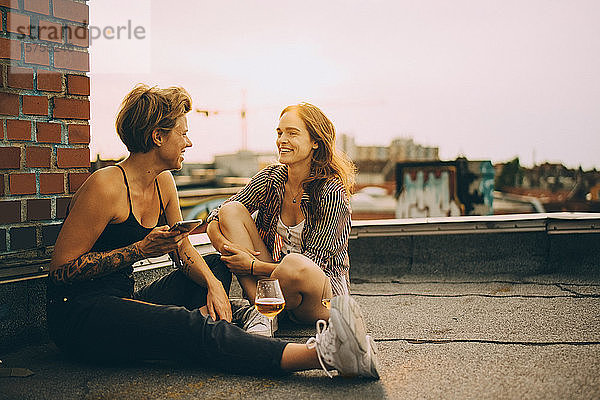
[49,243,145,284]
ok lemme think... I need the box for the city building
[213,150,277,178]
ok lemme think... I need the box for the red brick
[6,119,32,140]
[54,47,89,71]
[57,147,89,168]
[37,70,62,91]
[6,12,30,36]
[36,122,62,143]
[24,0,50,14]
[10,226,37,250]
[67,123,89,143]
[40,172,64,193]
[23,95,48,115]
[53,97,89,119]
[0,0,19,8]
[66,25,88,47]
[56,196,71,218]
[24,42,50,65]
[27,198,51,220]
[66,74,89,95]
[0,200,22,224]
[42,223,62,246]
[53,0,88,24]
[0,37,21,60]
[26,146,51,167]
[0,146,21,168]
[10,173,36,194]
[68,171,89,192]
[38,19,64,43]
[0,93,20,115]
[7,66,34,89]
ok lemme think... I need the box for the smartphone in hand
[169,219,203,233]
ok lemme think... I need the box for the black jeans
[47,254,287,374]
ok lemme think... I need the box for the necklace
[289,185,303,204]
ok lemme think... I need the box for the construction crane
[195,95,385,152]
[195,90,248,151]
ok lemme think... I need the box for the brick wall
[0,0,89,273]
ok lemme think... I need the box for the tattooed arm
[157,171,232,321]
[50,168,186,285]
[49,243,144,284]
[175,239,232,322]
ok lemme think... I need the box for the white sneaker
[306,295,380,379]
[230,298,274,337]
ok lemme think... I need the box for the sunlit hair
[280,102,356,198]
[116,84,192,153]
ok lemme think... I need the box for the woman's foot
[306,295,380,379]
[230,298,274,337]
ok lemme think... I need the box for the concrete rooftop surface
[1,273,599,400]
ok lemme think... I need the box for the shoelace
[306,319,335,378]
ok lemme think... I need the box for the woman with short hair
[47,85,379,379]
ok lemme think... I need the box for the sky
[88,0,600,170]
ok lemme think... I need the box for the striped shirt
[207,164,351,295]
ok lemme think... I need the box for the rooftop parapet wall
[349,213,600,277]
[0,0,90,270]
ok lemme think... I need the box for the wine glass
[321,278,332,309]
[255,278,286,336]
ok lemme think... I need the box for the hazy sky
[89,0,600,169]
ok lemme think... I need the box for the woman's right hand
[136,225,188,258]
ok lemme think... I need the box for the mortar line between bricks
[351,292,600,299]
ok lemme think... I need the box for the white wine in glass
[255,279,285,335]
[321,278,332,309]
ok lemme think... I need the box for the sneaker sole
[331,295,368,352]
[366,335,381,379]
[331,295,380,378]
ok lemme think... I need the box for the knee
[218,201,248,224]
[272,254,314,286]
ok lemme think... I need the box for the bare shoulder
[156,170,178,204]
[157,170,176,187]
[71,166,125,209]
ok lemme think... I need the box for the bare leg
[280,343,321,371]
[218,201,274,301]
[271,254,331,323]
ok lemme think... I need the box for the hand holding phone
[169,219,203,233]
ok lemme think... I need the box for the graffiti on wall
[395,159,494,218]
[396,166,462,218]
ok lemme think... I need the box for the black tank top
[49,165,167,298]
[91,165,167,252]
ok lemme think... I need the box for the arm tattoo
[179,250,194,277]
[49,244,144,284]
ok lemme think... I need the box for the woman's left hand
[220,244,258,275]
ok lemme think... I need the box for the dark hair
[115,84,192,153]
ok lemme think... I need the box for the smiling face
[157,115,192,170]
[276,110,318,169]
